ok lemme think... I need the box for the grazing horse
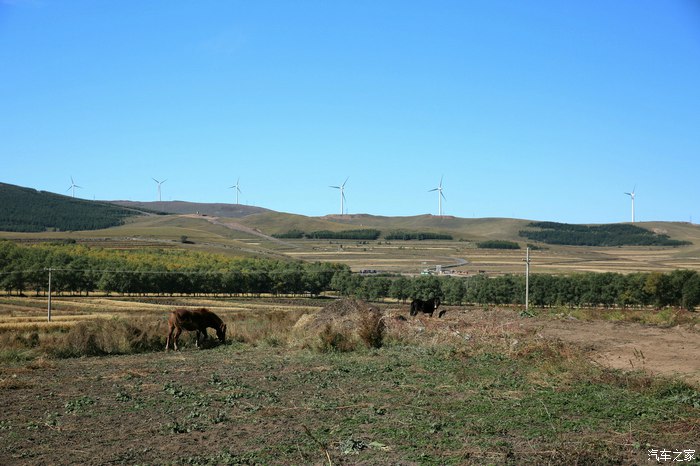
[410,297,442,317]
[165,308,227,351]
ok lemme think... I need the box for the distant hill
[241,212,529,240]
[111,200,271,218]
[0,182,144,232]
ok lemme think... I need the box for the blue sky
[1,1,699,224]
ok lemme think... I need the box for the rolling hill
[111,200,270,218]
[0,182,147,232]
[2,182,699,275]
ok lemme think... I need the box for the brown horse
[165,308,227,351]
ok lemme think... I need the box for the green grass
[2,305,698,464]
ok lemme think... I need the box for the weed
[64,395,95,414]
[357,308,386,349]
[317,324,356,353]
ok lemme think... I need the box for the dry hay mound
[294,298,380,335]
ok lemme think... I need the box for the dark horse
[410,297,442,317]
[165,308,227,351]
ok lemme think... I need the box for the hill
[111,200,270,218]
[0,182,145,232]
[240,212,530,242]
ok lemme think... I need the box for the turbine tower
[330,177,349,215]
[429,176,446,216]
[153,178,167,202]
[624,186,636,223]
[229,178,242,204]
[67,176,82,198]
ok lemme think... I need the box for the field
[1,296,699,464]
[2,213,700,275]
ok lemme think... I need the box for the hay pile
[293,298,380,334]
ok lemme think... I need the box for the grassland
[2,211,700,275]
[0,296,698,464]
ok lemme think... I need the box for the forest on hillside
[519,222,691,247]
[0,183,139,232]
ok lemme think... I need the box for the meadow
[0,296,698,464]
[2,213,700,275]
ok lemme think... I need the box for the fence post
[524,248,530,311]
[46,267,52,322]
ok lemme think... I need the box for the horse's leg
[165,325,173,351]
[174,327,182,351]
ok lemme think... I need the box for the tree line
[330,270,700,310]
[1,240,699,310]
[519,222,691,247]
[0,241,347,297]
[273,229,452,241]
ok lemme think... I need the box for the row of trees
[273,229,452,241]
[0,241,347,297]
[384,231,453,241]
[331,270,700,310]
[2,241,699,309]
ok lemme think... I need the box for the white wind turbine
[624,186,636,223]
[67,176,82,198]
[153,178,167,202]
[229,178,242,204]
[330,177,349,215]
[429,176,446,216]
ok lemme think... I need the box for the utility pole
[524,247,530,312]
[46,267,53,322]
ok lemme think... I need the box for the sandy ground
[427,307,700,385]
[533,318,700,384]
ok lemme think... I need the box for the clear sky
[1,1,699,224]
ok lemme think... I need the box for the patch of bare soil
[532,318,700,384]
[427,306,700,385]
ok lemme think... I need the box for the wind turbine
[67,176,82,198]
[429,176,446,216]
[229,178,242,204]
[330,177,349,215]
[153,178,167,202]
[624,186,636,223]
